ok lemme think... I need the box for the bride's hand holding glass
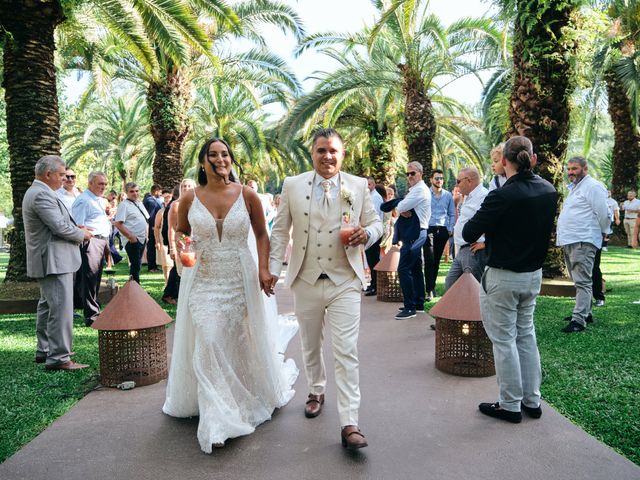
[177,234,197,267]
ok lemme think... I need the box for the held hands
[263,274,279,297]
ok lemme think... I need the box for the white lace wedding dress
[162,189,298,453]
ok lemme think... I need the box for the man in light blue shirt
[364,177,384,296]
[556,157,609,333]
[424,169,456,301]
[72,171,111,326]
[394,162,431,319]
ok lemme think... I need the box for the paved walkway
[1,284,638,480]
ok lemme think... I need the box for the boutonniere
[341,188,354,222]
[341,189,354,207]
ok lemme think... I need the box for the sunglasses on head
[405,171,418,177]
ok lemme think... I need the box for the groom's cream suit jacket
[270,170,382,287]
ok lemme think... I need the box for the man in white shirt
[444,167,489,292]
[56,168,81,211]
[621,190,640,248]
[394,162,431,319]
[603,190,620,251]
[72,171,111,326]
[364,177,384,296]
[557,157,609,333]
[115,182,150,283]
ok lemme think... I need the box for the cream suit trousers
[291,275,362,427]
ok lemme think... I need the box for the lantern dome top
[429,272,482,321]
[92,280,173,330]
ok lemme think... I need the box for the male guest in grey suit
[23,155,92,370]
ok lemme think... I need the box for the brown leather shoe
[45,360,89,371]
[304,393,324,418]
[341,425,368,450]
[35,352,75,364]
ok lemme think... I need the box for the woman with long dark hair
[162,138,298,453]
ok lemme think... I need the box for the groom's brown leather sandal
[304,393,324,418]
[341,425,368,450]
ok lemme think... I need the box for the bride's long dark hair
[197,138,243,185]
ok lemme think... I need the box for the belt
[92,235,108,240]
[318,273,330,280]
[459,244,470,249]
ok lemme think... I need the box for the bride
[162,138,298,453]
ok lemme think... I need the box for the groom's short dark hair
[312,128,344,148]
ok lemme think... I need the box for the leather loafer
[521,401,542,419]
[478,402,522,423]
[45,360,89,371]
[304,393,324,418]
[35,351,75,364]
[341,425,368,450]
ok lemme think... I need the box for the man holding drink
[269,128,382,450]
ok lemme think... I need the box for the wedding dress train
[163,190,298,453]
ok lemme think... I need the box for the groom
[269,128,382,450]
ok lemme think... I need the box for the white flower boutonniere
[341,188,354,223]
[341,189,354,207]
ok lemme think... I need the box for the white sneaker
[602,246,608,251]
[595,299,605,307]
[633,300,640,305]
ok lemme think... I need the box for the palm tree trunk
[606,69,640,202]
[400,64,436,179]
[368,122,396,185]
[1,0,64,282]
[507,1,577,278]
[148,68,191,189]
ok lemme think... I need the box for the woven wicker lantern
[91,280,172,387]
[374,245,403,302]
[429,272,494,377]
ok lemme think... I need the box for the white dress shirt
[556,175,609,248]
[115,199,150,246]
[488,175,507,192]
[313,173,378,249]
[72,190,111,237]
[453,183,488,246]
[370,189,384,221]
[56,187,80,212]
[396,180,431,229]
[622,198,640,219]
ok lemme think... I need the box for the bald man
[444,167,489,291]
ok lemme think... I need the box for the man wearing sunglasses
[394,162,431,319]
[56,168,81,211]
[443,167,488,292]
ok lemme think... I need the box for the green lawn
[0,251,175,462]
[0,247,638,464]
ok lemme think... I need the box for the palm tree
[290,3,502,179]
[0,0,228,281]
[61,95,154,188]
[183,80,310,185]
[495,0,583,277]
[597,1,640,201]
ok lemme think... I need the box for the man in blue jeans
[392,162,431,320]
[115,182,149,283]
[463,136,557,423]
